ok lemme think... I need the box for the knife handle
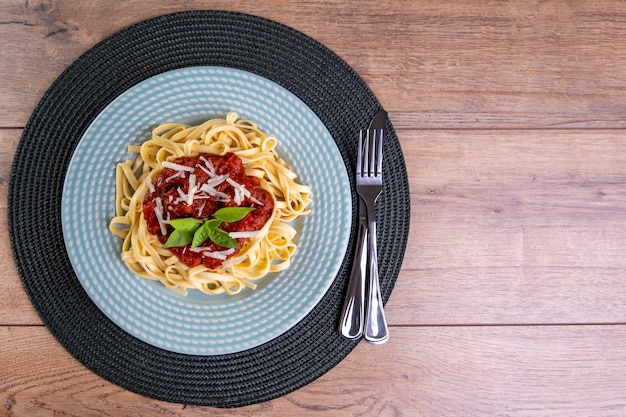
[339,218,368,340]
[364,205,389,344]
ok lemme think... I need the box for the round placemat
[8,10,410,407]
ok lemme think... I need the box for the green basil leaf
[191,219,222,248]
[213,207,256,223]
[207,226,240,248]
[168,217,204,232]
[163,229,194,248]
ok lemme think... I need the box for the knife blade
[368,109,387,132]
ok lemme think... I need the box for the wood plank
[387,266,626,325]
[401,128,626,266]
[3,325,626,416]
[384,128,626,325]
[0,129,38,325]
[2,1,626,128]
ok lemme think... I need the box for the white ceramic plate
[61,66,352,355]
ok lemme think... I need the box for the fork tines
[358,129,384,178]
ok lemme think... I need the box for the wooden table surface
[3,1,626,416]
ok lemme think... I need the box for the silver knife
[364,110,389,344]
[339,110,388,341]
[338,201,368,340]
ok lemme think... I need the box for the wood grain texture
[4,326,626,417]
[4,0,626,415]
[386,129,626,326]
[2,1,626,128]
[0,129,37,326]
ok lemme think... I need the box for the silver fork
[357,128,389,344]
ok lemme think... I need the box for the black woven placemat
[8,11,410,407]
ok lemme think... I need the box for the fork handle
[339,217,367,340]
[364,205,389,344]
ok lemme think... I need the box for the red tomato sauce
[142,153,274,269]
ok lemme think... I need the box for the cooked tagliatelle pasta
[109,112,312,296]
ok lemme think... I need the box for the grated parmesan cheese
[164,170,183,183]
[154,197,168,236]
[228,231,261,239]
[189,247,236,260]
[203,174,228,188]
[145,176,155,193]
[162,161,195,172]
[202,248,236,260]
[186,174,197,205]
[199,183,231,201]
[199,156,216,175]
